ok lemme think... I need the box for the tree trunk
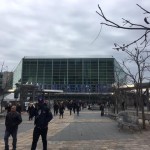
[146,88,150,111]
[138,87,146,129]
[136,93,139,116]
[141,94,146,129]
[116,97,118,114]
[0,94,5,113]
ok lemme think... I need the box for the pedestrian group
[3,99,87,150]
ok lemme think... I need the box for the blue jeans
[4,128,18,150]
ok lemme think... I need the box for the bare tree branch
[96,4,150,50]
[137,4,150,14]
[97,3,150,129]
[96,4,150,30]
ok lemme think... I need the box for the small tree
[119,45,150,129]
[113,63,127,114]
[96,3,150,129]
[0,64,12,113]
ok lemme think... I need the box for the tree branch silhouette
[96,4,150,50]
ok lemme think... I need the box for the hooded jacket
[34,104,53,128]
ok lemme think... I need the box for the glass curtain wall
[15,57,125,93]
[13,60,22,88]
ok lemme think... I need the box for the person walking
[4,105,22,150]
[76,102,80,116]
[31,97,53,150]
[53,102,59,116]
[121,101,125,111]
[59,102,65,119]
[72,101,76,114]
[5,103,12,113]
[28,103,35,121]
[16,102,22,114]
[100,103,105,116]
[68,101,73,115]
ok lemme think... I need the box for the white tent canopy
[3,93,19,102]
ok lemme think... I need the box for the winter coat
[5,111,22,131]
[34,104,53,128]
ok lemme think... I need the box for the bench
[108,113,118,120]
[138,113,150,124]
[88,105,100,111]
[117,112,142,132]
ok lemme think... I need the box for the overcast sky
[0,0,149,72]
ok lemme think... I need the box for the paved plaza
[0,109,150,150]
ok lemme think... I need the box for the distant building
[0,71,13,93]
[13,56,126,94]
[2,71,13,90]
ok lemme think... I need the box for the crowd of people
[53,100,84,118]
[3,99,84,150]
[5,102,22,114]
[4,98,53,150]
[3,99,108,150]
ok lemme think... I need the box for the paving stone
[0,109,150,149]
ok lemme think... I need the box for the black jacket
[34,104,53,128]
[5,111,22,131]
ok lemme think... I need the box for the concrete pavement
[0,109,150,150]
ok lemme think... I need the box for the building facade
[13,56,126,94]
[0,72,2,92]
[0,72,13,94]
[2,72,13,90]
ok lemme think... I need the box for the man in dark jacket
[4,105,22,150]
[31,97,53,150]
[16,102,22,114]
[5,103,12,113]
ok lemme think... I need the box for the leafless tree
[120,44,150,128]
[112,62,127,114]
[0,63,12,113]
[96,4,150,129]
[96,4,150,50]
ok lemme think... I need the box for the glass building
[13,56,126,94]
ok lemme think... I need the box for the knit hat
[38,96,44,103]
